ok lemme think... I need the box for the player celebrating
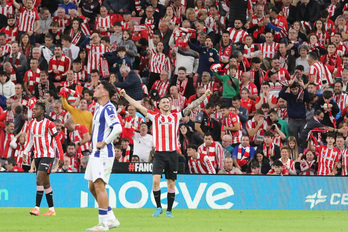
[23,102,64,216]
[85,81,123,231]
[120,88,211,217]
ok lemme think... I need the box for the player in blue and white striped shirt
[85,81,122,231]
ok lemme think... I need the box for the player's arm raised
[183,89,211,116]
[120,89,148,116]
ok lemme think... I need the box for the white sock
[49,207,55,212]
[107,206,115,220]
[98,208,108,225]
[34,206,39,210]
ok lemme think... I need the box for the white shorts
[84,156,114,184]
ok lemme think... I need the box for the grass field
[2,208,348,232]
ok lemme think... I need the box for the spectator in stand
[279,80,310,139]
[240,88,256,115]
[0,71,15,99]
[189,36,219,78]
[239,72,258,100]
[274,43,295,75]
[114,64,144,101]
[60,94,93,134]
[269,109,289,140]
[141,6,160,30]
[246,151,271,175]
[124,105,144,132]
[314,90,340,128]
[187,144,215,174]
[335,135,346,151]
[4,157,24,172]
[265,6,288,43]
[267,159,289,175]
[86,33,110,74]
[117,30,137,64]
[170,85,187,111]
[132,123,153,162]
[0,121,14,166]
[65,19,87,48]
[110,22,123,49]
[104,0,135,15]
[48,44,71,83]
[194,102,220,139]
[294,149,317,175]
[258,130,281,161]
[221,104,242,146]
[78,0,100,29]
[171,66,195,99]
[80,155,89,173]
[12,0,40,45]
[65,143,82,173]
[279,145,296,175]
[31,47,48,71]
[255,81,277,110]
[212,65,239,107]
[196,72,218,94]
[49,100,68,124]
[104,46,133,82]
[64,119,91,155]
[294,0,320,24]
[246,109,268,146]
[232,96,249,134]
[61,35,80,61]
[232,135,255,172]
[308,132,340,176]
[215,31,233,65]
[218,157,243,175]
[198,132,224,172]
[13,104,26,135]
[84,69,100,91]
[114,145,130,162]
[150,70,170,98]
[3,41,27,83]
[220,134,234,157]
[58,156,74,172]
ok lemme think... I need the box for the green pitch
[2,208,348,232]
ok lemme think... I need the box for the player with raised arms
[85,81,123,231]
[120,88,211,217]
[23,101,64,216]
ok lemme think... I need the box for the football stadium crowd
[1,0,348,175]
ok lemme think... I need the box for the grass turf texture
[2,208,348,232]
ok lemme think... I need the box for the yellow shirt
[62,97,93,134]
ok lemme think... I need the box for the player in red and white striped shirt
[227,19,248,44]
[311,133,340,175]
[187,144,215,174]
[24,58,41,96]
[23,102,64,216]
[120,88,211,217]
[13,0,39,40]
[94,6,112,37]
[260,32,279,59]
[86,33,110,73]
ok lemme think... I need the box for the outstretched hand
[205,89,212,97]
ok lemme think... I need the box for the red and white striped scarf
[244,44,255,58]
[237,144,250,166]
[263,143,274,159]
[219,43,232,60]
[9,52,21,66]
[69,30,82,46]
[124,145,131,160]
[326,102,336,128]
[176,78,188,96]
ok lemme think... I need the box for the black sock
[167,193,175,212]
[45,191,54,208]
[36,191,44,207]
[153,190,161,208]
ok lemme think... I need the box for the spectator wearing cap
[114,64,144,101]
[279,79,311,140]
[104,0,135,15]
[0,71,15,99]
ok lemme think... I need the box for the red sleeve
[320,55,325,64]
[35,10,39,20]
[187,95,196,104]
[251,83,258,95]
[268,168,274,174]
[79,125,89,135]
[255,96,260,104]
[337,67,343,78]
[0,112,7,128]
[48,121,58,136]
[48,59,53,73]
[24,71,29,83]
[251,100,256,113]
[19,6,25,13]
[282,166,289,175]
[271,96,277,105]
[335,148,341,162]
[337,56,342,68]
[264,70,270,81]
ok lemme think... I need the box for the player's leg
[40,158,56,216]
[164,151,178,217]
[89,180,97,200]
[152,152,166,217]
[30,159,43,216]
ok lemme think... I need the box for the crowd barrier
[1,173,348,210]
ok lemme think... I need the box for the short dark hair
[5,121,14,127]
[36,102,46,112]
[101,80,116,99]
[61,35,72,43]
[204,132,213,138]
[178,66,187,73]
[101,36,110,43]
[251,57,261,64]
[91,69,99,75]
[255,109,263,115]
[309,51,319,61]
[264,130,274,137]
[55,43,63,49]
[7,157,16,166]
[327,132,336,139]
[262,81,271,87]
[232,95,241,101]
[205,102,215,109]
[187,144,198,151]
[272,160,283,167]
[117,46,127,52]
[314,109,323,116]
[323,90,333,99]
[268,109,277,115]
[220,104,229,109]
[261,103,270,109]
[67,143,75,148]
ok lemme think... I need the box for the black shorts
[152,151,178,180]
[35,158,55,174]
